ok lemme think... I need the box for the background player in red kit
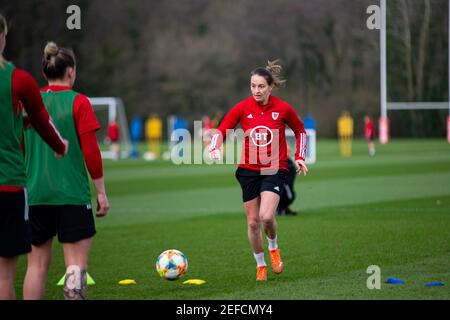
[108,120,120,160]
[23,42,109,300]
[364,116,376,157]
[0,15,68,300]
[208,60,308,281]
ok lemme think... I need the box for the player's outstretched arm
[13,68,67,156]
[208,131,223,161]
[285,105,308,175]
[208,103,243,161]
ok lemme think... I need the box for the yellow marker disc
[183,279,206,285]
[118,279,137,285]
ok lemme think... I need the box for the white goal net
[89,97,131,159]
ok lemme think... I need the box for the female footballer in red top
[22,42,109,300]
[364,116,376,157]
[0,15,68,300]
[108,120,120,160]
[209,60,308,281]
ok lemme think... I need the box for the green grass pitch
[14,139,450,299]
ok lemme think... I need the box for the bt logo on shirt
[249,126,274,147]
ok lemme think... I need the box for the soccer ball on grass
[156,249,188,280]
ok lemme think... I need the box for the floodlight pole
[380,0,387,119]
[447,0,450,143]
[379,0,389,144]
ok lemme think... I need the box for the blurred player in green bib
[0,15,68,300]
[23,42,109,300]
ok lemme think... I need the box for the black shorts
[235,167,288,203]
[29,205,96,245]
[0,190,31,257]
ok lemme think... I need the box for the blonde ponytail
[44,41,59,61]
[42,41,76,80]
[265,59,286,88]
[251,59,286,88]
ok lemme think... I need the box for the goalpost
[89,97,131,159]
[379,0,450,143]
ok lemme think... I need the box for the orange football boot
[269,249,284,274]
[256,266,267,281]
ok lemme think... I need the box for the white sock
[267,236,278,251]
[253,252,266,267]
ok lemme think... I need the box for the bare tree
[416,0,431,100]
[399,0,415,102]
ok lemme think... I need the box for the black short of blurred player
[277,148,297,216]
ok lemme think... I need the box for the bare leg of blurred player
[23,239,53,300]
[0,256,19,300]
[368,141,376,157]
[111,142,120,160]
[62,238,92,300]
